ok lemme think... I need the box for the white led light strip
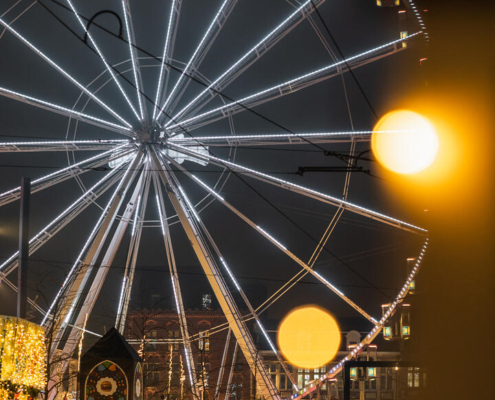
[168,32,421,131]
[406,0,429,41]
[169,143,427,233]
[0,17,131,128]
[65,0,140,121]
[121,0,145,121]
[0,139,129,147]
[153,0,180,121]
[168,130,418,144]
[0,86,132,133]
[157,0,235,116]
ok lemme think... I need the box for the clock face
[96,377,118,396]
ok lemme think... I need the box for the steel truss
[168,131,372,147]
[150,148,280,400]
[153,172,200,398]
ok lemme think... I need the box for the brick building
[124,308,253,400]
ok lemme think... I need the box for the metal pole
[17,177,30,319]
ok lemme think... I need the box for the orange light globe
[277,306,341,369]
[372,110,439,174]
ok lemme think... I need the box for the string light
[0,317,47,400]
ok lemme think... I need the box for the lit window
[377,0,382,6]
[199,331,210,351]
[383,326,392,338]
[402,326,410,336]
[400,31,408,48]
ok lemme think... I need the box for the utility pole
[17,177,30,319]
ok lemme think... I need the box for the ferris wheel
[0,1,429,399]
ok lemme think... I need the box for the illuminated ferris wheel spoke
[0,86,133,135]
[0,139,129,153]
[46,152,143,355]
[168,143,427,233]
[41,155,137,329]
[65,0,141,122]
[0,17,132,128]
[150,149,280,400]
[121,0,148,123]
[166,158,375,323]
[156,0,238,117]
[0,166,124,279]
[168,131,372,147]
[152,0,183,121]
[116,166,152,334]
[154,173,199,396]
[166,35,414,134]
[161,0,328,127]
[59,167,147,371]
[0,144,133,208]
[257,144,356,319]
[184,199,299,389]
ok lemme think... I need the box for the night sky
[1,2,494,398]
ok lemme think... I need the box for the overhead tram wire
[309,0,379,119]
[1,255,403,292]
[32,0,410,299]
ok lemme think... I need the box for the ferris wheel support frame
[115,167,152,333]
[150,148,281,400]
[46,152,143,356]
[57,166,147,375]
[165,156,375,324]
[154,172,200,398]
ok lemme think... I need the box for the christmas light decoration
[0,316,47,400]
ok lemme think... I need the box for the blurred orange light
[372,110,439,174]
[277,306,340,369]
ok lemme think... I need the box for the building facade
[125,308,253,400]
